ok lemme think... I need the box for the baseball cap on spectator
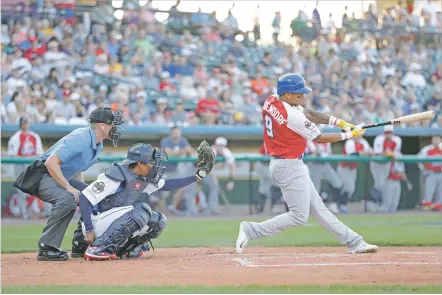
[409,63,422,71]
[215,137,228,146]
[70,92,80,101]
[157,97,168,104]
[160,72,170,79]
[384,125,394,133]
[137,91,147,98]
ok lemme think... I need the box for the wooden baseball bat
[362,111,436,129]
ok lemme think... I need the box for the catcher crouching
[77,141,215,261]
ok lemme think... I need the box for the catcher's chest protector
[100,164,150,212]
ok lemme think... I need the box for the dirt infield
[2,247,441,286]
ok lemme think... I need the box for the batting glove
[329,116,355,132]
[341,127,365,140]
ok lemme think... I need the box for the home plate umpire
[13,107,125,261]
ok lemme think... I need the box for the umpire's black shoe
[37,243,69,261]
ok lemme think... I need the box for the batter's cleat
[235,222,249,254]
[348,239,378,254]
[37,243,69,261]
[84,246,117,261]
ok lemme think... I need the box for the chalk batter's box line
[210,251,441,258]
[231,258,442,268]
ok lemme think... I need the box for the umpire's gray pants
[38,174,88,249]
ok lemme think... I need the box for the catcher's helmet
[121,143,168,186]
[277,73,312,96]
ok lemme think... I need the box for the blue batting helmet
[277,73,312,96]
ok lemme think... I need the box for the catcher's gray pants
[380,179,401,212]
[423,172,442,203]
[370,162,390,191]
[38,174,88,249]
[308,163,342,193]
[337,166,357,197]
[242,159,360,244]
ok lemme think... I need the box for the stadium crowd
[1,0,441,128]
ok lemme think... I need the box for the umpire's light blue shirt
[40,127,103,180]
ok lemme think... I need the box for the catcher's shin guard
[92,203,152,253]
[117,210,167,258]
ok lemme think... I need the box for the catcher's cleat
[121,247,144,259]
[84,246,117,261]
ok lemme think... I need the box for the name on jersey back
[263,100,287,126]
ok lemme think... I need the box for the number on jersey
[264,114,274,138]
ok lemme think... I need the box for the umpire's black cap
[89,107,116,124]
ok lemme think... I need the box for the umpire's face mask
[148,148,168,187]
[108,111,125,147]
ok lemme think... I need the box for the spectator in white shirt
[402,63,427,88]
[420,0,439,26]
[381,58,396,78]
[44,40,69,62]
[6,65,27,96]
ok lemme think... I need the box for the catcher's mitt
[196,140,216,180]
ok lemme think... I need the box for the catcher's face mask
[109,111,125,147]
[147,148,168,187]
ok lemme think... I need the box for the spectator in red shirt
[24,38,45,61]
[159,72,177,94]
[195,89,221,117]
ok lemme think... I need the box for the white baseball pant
[255,162,274,195]
[423,172,442,203]
[81,206,150,239]
[380,179,401,212]
[242,159,360,244]
[308,162,343,192]
[337,166,357,197]
[369,162,390,191]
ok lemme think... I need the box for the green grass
[3,284,442,294]
[2,215,441,253]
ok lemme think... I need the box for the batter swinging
[236,73,378,254]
